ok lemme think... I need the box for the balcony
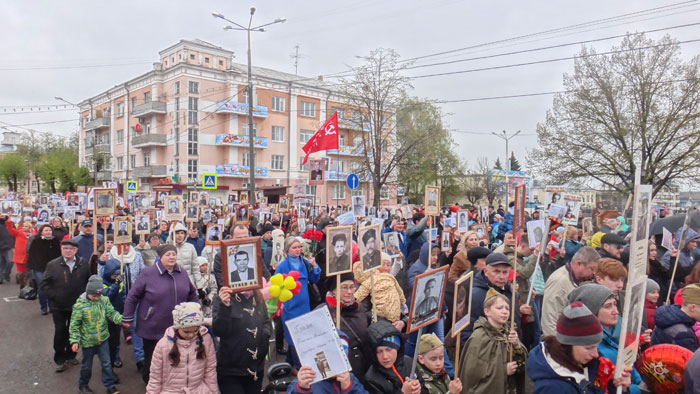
[215,100,268,118]
[327,145,364,157]
[215,134,268,148]
[133,165,168,178]
[96,171,111,181]
[132,133,167,148]
[215,164,268,177]
[84,143,110,156]
[338,118,370,132]
[132,101,166,117]
[85,117,110,131]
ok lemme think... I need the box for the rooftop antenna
[290,44,305,75]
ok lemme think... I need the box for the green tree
[530,34,700,197]
[509,152,521,171]
[396,97,465,204]
[494,158,503,170]
[23,131,95,192]
[0,153,28,192]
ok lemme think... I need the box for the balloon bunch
[268,271,302,302]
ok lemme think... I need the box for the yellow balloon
[270,274,284,286]
[283,276,296,290]
[279,289,293,302]
[269,285,281,298]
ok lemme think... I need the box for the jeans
[131,304,144,362]
[33,270,48,311]
[0,249,11,282]
[52,310,77,364]
[405,317,454,378]
[79,341,115,389]
[107,322,121,364]
[531,296,543,349]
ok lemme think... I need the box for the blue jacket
[186,236,205,256]
[527,343,613,393]
[382,227,408,258]
[72,233,104,262]
[406,217,428,258]
[651,304,699,352]
[261,237,272,271]
[101,259,125,313]
[498,212,514,239]
[276,254,321,345]
[286,374,368,394]
[597,317,642,394]
[564,240,585,264]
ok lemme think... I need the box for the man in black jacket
[40,238,91,372]
[0,216,15,283]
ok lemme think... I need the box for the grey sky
[1,0,699,173]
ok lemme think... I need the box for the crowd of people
[2,197,700,394]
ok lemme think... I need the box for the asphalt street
[0,270,146,394]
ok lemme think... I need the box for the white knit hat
[172,302,204,329]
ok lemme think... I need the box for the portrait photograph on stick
[221,237,263,292]
[279,195,290,213]
[308,159,325,185]
[113,217,132,244]
[205,223,223,245]
[154,187,170,209]
[452,271,474,337]
[358,223,382,272]
[94,188,116,216]
[424,185,440,216]
[135,215,150,235]
[325,225,353,275]
[186,204,199,223]
[383,231,400,256]
[352,195,365,218]
[457,210,469,233]
[407,265,449,333]
[164,196,182,221]
[235,204,250,225]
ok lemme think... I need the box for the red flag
[302,112,339,165]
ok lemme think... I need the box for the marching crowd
[2,199,700,394]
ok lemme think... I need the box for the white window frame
[242,123,258,136]
[271,126,284,142]
[188,81,199,94]
[305,185,316,195]
[116,129,123,145]
[174,81,180,95]
[271,96,285,112]
[332,184,345,199]
[300,129,313,144]
[271,155,284,170]
[188,159,198,182]
[117,156,123,170]
[242,152,250,167]
[116,102,124,117]
[300,101,316,117]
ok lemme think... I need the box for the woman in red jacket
[6,217,36,287]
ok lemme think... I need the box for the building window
[130,127,137,139]
[188,97,198,125]
[116,130,123,144]
[300,101,316,117]
[174,81,180,95]
[299,157,309,171]
[332,184,345,199]
[188,128,198,155]
[219,60,224,66]
[339,135,345,146]
[117,156,123,170]
[188,81,199,94]
[242,152,250,167]
[174,127,180,156]
[353,136,363,147]
[351,188,364,197]
[272,96,285,112]
[130,155,136,169]
[331,107,345,119]
[242,123,257,136]
[130,97,136,113]
[242,89,250,104]
[174,99,180,125]
[305,185,316,195]
[116,102,124,117]
[204,57,209,63]
[144,153,150,167]
[271,155,284,170]
[189,54,195,60]
[144,92,151,103]
[330,159,344,172]
[188,159,198,182]
[271,126,284,142]
[380,185,390,200]
[300,129,313,143]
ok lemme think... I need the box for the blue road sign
[346,173,359,190]
[202,174,217,189]
[126,180,138,193]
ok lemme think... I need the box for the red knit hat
[556,301,602,346]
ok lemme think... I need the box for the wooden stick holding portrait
[220,236,263,293]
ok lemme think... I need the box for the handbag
[19,278,37,300]
[303,258,322,308]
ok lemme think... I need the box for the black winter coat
[363,319,411,394]
[39,256,91,311]
[26,236,61,272]
[212,292,271,379]
[0,218,14,250]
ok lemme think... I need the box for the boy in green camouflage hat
[416,332,462,394]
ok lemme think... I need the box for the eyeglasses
[339,285,355,292]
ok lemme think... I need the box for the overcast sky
[2,0,699,173]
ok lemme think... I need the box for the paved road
[0,272,146,394]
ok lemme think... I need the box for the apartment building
[78,39,396,206]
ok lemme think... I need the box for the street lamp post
[491,130,521,206]
[213,9,286,201]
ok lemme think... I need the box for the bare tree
[479,157,505,206]
[462,173,484,205]
[530,34,700,197]
[340,48,427,207]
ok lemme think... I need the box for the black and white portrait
[164,196,182,221]
[548,204,567,220]
[279,196,290,212]
[271,237,285,269]
[189,192,199,204]
[352,196,365,218]
[186,205,199,222]
[227,193,237,204]
[202,209,212,223]
[206,224,223,244]
[457,211,469,233]
[424,186,440,216]
[95,189,116,215]
[114,217,132,244]
[452,271,474,337]
[635,188,651,243]
[383,231,400,256]
[526,219,546,249]
[227,243,257,285]
[359,224,381,272]
[235,204,249,224]
[408,265,448,332]
[326,226,352,275]
[37,207,50,223]
[135,215,150,235]
[441,231,451,252]
[309,159,324,186]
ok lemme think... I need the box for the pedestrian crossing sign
[126,180,138,193]
[202,174,217,189]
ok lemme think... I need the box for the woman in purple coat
[122,244,198,384]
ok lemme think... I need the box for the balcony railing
[85,144,110,156]
[132,133,167,148]
[133,165,168,178]
[132,101,166,117]
[85,117,110,131]
[96,171,112,181]
[327,145,364,156]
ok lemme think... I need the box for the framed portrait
[526,219,547,249]
[154,187,170,209]
[164,196,183,221]
[471,223,488,244]
[407,265,449,333]
[270,236,285,269]
[457,210,469,233]
[37,206,51,224]
[279,195,291,213]
[186,204,199,223]
[352,195,365,218]
[114,216,132,244]
[189,192,199,205]
[234,204,250,225]
[240,191,249,205]
[94,188,116,216]
[582,218,593,236]
[424,185,440,216]
[227,192,238,205]
[66,194,79,207]
[309,159,325,186]
[298,218,307,233]
[135,215,151,235]
[198,192,209,207]
[326,226,353,275]
[40,195,49,206]
[441,231,451,252]
[383,231,401,256]
[208,197,217,207]
[221,236,263,292]
[480,206,489,224]
[548,204,567,221]
[615,276,648,378]
[205,223,223,246]
[293,184,306,198]
[400,206,411,220]
[358,223,382,272]
[451,271,474,337]
[135,193,151,211]
[23,195,33,208]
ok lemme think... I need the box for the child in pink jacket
[147,302,217,394]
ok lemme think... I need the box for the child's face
[418,346,445,374]
[87,294,101,301]
[105,241,113,250]
[110,272,120,281]
[646,290,659,304]
[199,263,207,274]
[376,346,398,369]
[177,326,200,340]
[379,259,391,273]
[484,297,510,326]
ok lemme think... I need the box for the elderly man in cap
[460,251,524,344]
[72,220,104,263]
[40,238,91,372]
[597,233,626,261]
